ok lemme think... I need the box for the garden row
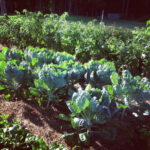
[0,46,150,147]
[0,11,150,77]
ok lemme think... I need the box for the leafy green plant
[84,59,116,88]
[0,10,149,78]
[110,70,150,117]
[24,46,54,67]
[66,84,118,142]
[34,64,69,105]
[0,114,68,150]
[0,114,49,149]
[1,44,150,148]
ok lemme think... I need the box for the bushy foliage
[0,46,150,115]
[0,114,49,149]
[0,114,68,150]
[0,46,85,104]
[0,11,150,78]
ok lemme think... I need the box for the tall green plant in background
[0,11,149,79]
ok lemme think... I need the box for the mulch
[0,95,150,150]
[0,95,71,149]
[0,95,110,150]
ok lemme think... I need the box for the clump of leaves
[0,114,49,149]
[111,70,150,117]
[65,84,118,142]
[84,59,116,88]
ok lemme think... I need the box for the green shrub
[0,11,150,78]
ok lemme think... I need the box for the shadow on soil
[21,99,150,150]
[22,100,74,133]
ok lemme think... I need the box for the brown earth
[0,95,150,150]
[0,44,3,51]
[0,44,17,51]
[0,95,108,150]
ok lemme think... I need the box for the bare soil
[0,96,71,149]
[0,44,17,51]
[0,44,3,51]
[0,95,150,150]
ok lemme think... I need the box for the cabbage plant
[66,84,118,135]
[84,59,116,88]
[34,64,70,106]
[24,47,54,67]
[65,84,121,142]
[111,70,150,116]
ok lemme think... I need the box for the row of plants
[0,10,150,77]
[0,114,67,150]
[0,47,150,148]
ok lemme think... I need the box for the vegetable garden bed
[0,11,150,78]
[0,46,150,149]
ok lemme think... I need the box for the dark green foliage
[0,114,49,149]
[0,46,85,105]
[0,11,149,78]
[0,114,68,149]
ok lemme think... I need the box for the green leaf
[66,101,81,114]
[29,87,40,96]
[32,58,38,66]
[111,72,119,85]
[0,53,5,60]
[2,47,9,52]
[34,79,50,91]
[0,61,6,74]
[85,84,92,91]
[0,114,9,120]
[146,20,150,27]
[31,145,36,150]
[0,85,5,90]
[79,99,90,111]
[37,138,43,144]
[59,114,70,121]
[0,121,4,125]
[4,93,11,99]
[105,85,114,96]
[117,104,128,109]
[71,118,79,129]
